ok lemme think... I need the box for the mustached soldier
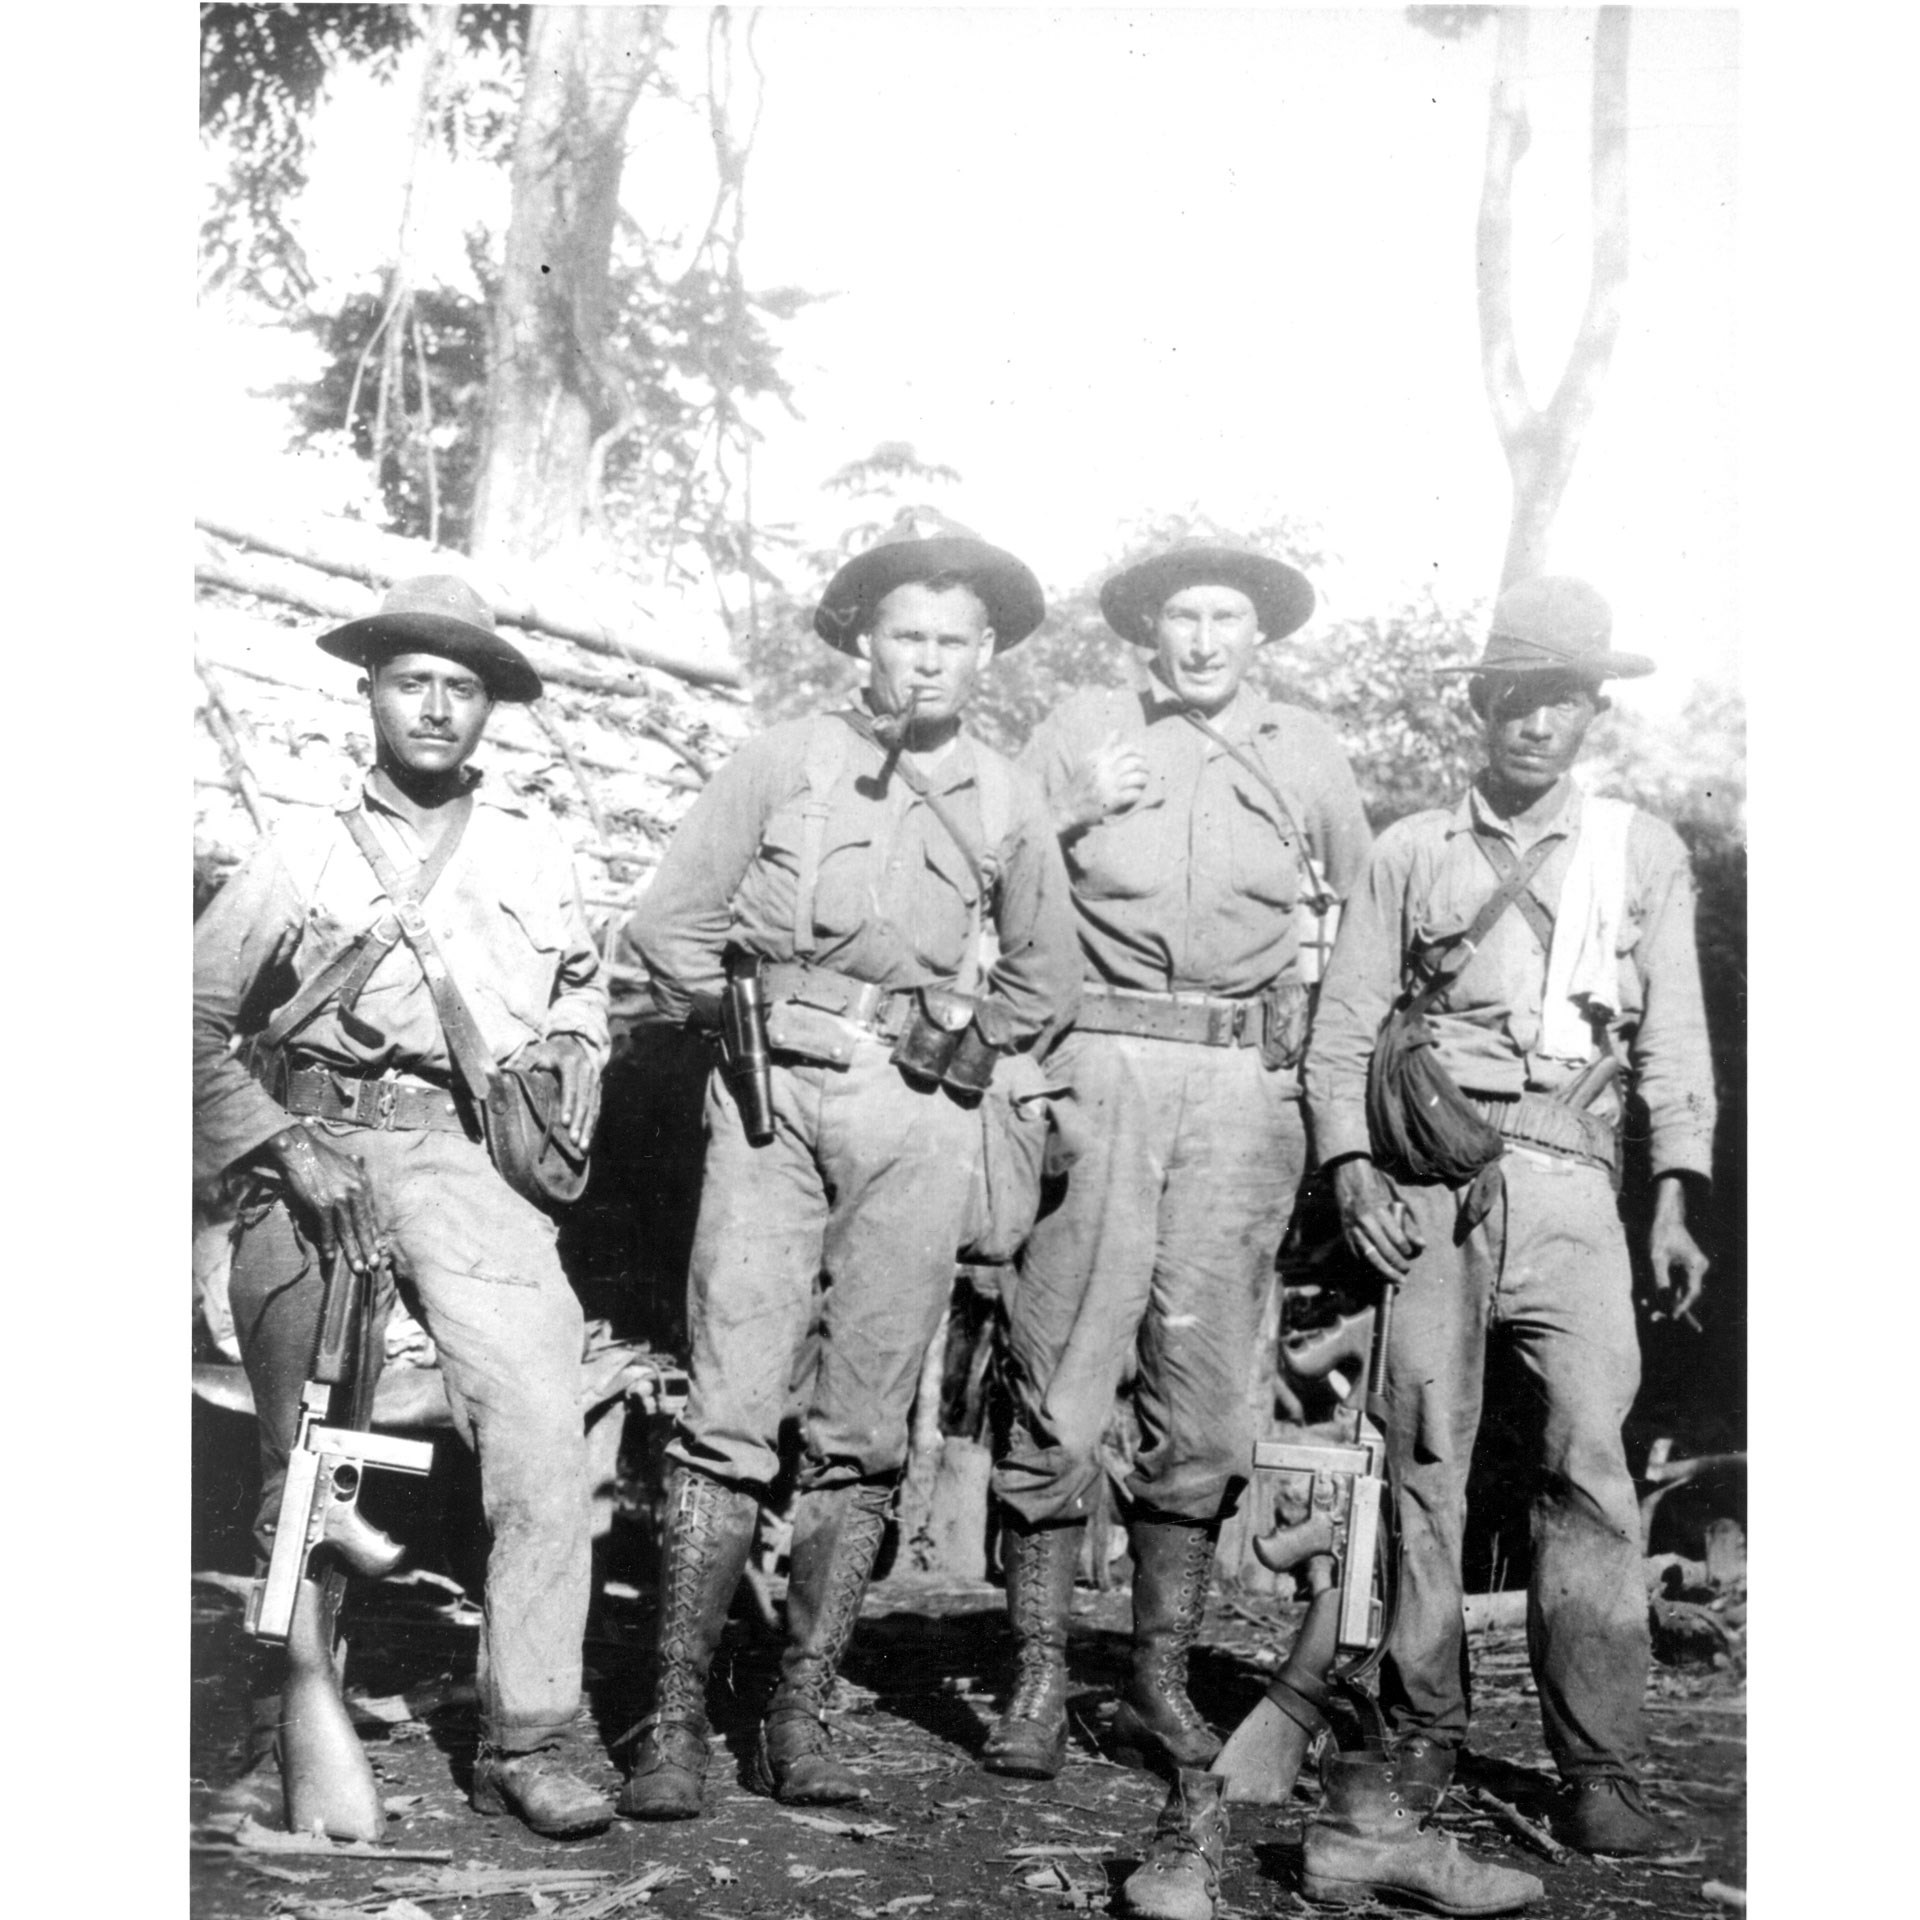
[618,532,1080,1820]
[194,577,613,1837]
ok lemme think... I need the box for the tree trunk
[1476,6,1632,589]
[469,6,659,566]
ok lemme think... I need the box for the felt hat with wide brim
[813,535,1046,655]
[316,574,543,703]
[1434,575,1654,680]
[1099,545,1316,647]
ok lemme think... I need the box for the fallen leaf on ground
[381,1795,425,1814]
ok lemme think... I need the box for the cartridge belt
[1469,1091,1619,1176]
[760,959,921,1041]
[279,1063,474,1136]
[1073,982,1265,1049]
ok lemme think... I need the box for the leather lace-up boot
[1302,1752,1544,1914]
[1111,1519,1222,1772]
[1393,1734,1458,1817]
[984,1521,1082,1779]
[617,1467,760,1821]
[1558,1775,1666,1855]
[749,1478,894,1805]
[1117,1766,1229,1919]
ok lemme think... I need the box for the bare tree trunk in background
[469,6,661,566]
[1477,6,1631,589]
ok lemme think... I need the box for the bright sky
[199,4,1740,714]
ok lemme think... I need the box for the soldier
[985,546,1372,1782]
[193,577,614,1837]
[618,532,1080,1820]
[1303,576,1715,1874]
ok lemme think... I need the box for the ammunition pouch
[891,986,977,1084]
[1470,1091,1621,1185]
[1259,981,1314,1073]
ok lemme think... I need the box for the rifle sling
[1174,705,1330,911]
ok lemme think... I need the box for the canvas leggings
[1380,1145,1650,1783]
[227,1122,591,1752]
[993,1030,1307,1527]
[669,1035,980,1493]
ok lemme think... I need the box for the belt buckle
[1204,1003,1242,1047]
[368,1080,399,1129]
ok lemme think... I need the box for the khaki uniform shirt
[627,709,1081,1047]
[1304,778,1717,1179]
[1021,677,1373,994]
[193,772,609,1187]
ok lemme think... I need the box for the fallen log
[197,514,744,690]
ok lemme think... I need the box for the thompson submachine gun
[246,1248,433,1840]
[1213,1285,1399,1803]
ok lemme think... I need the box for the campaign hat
[1436,575,1654,680]
[316,574,543,703]
[1099,545,1316,647]
[813,531,1046,655]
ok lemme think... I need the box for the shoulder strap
[1405,831,1559,1019]
[792,719,854,957]
[1175,706,1329,909]
[1471,831,1557,949]
[336,801,496,1107]
[260,794,474,1052]
[831,708,989,893]
[832,708,996,995]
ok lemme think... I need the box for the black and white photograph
[185,7,1755,1916]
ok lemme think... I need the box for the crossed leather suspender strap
[260,794,499,1118]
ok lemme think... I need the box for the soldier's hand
[1647,1173,1710,1323]
[526,1033,603,1149]
[1331,1155,1423,1283]
[268,1124,385,1273]
[1055,733,1150,834]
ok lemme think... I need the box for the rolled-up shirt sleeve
[192,841,303,1188]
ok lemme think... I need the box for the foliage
[199,3,526,304]
[202,4,813,589]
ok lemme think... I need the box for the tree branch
[1475,7,1534,446]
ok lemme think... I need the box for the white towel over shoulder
[1540,796,1634,1063]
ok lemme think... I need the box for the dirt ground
[189,1562,1745,1920]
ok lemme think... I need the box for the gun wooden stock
[245,1252,432,1840]
[282,1576,386,1841]
[1217,1299,1399,1803]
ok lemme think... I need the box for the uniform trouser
[227,1123,591,1752]
[1381,1146,1649,1783]
[992,1031,1307,1527]
[669,1036,980,1492]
